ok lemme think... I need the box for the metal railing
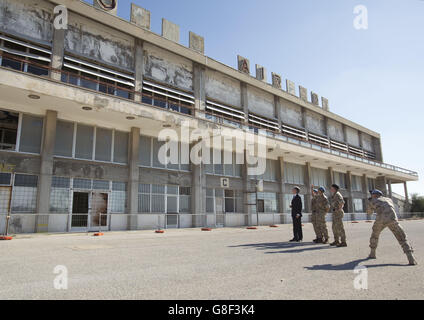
[0,51,418,178]
[1,212,423,235]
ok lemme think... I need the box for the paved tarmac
[0,219,423,300]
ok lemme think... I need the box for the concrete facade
[0,0,418,234]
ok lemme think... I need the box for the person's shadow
[304,258,407,271]
[229,241,332,254]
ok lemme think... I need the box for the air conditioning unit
[93,0,118,15]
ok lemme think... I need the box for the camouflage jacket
[330,191,345,214]
[311,195,318,214]
[367,197,398,222]
[316,194,330,214]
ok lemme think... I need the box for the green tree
[410,194,424,212]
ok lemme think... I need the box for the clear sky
[86,0,423,196]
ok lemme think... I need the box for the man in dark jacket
[290,186,303,242]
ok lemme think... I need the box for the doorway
[71,191,109,231]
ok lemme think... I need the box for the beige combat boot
[406,252,418,265]
[368,249,376,259]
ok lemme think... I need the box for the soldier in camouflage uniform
[367,190,417,265]
[329,184,347,247]
[316,187,330,244]
[310,188,320,243]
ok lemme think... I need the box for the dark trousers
[292,216,303,240]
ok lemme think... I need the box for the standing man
[367,190,417,265]
[311,187,320,243]
[289,186,303,242]
[316,186,330,244]
[329,184,347,247]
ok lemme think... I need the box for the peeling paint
[280,100,303,128]
[144,42,193,91]
[247,85,274,119]
[305,110,325,135]
[0,0,53,43]
[328,119,344,142]
[346,126,360,147]
[65,12,134,71]
[361,133,374,152]
[53,160,128,181]
[205,69,241,108]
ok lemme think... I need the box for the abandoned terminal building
[0,0,418,234]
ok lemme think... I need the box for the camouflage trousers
[311,213,319,238]
[370,219,413,254]
[332,212,346,243]
[312,212,328,239]
[317,212,329,239]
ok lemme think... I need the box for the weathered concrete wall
[53,159,128,181]
[280,99,303,128]
[143,42,193,91]
[0,0,53,43]
[65,12,135,70]
[327,119,344,142]
[247,85,275,119]
[0,152,41,174]
[305,110,325,135]
[361,132,374,152]
[139,167,191,186]
[205,176,244,191]
[205,68,241,108]
[346,126,360,147]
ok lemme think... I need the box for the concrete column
[387,179,393,198]
[127,127,140,230]
[278,157,285,214]
[328,167,334,186]
[134,39,144,103]
[191,143,206,227]
[373,137,384,162]
[304,162,312,213]
[242,151,254,225]
[404,182,409,203]
[36,110,57,232]
[375,176,388,196]
[363,174,369,194]
[342,124,348,144]
[241,83,249,124]
[193,63,206,116]
[346,171,354,213]
[50,27,65,81]
[301,107,307,130]
[275,96,282,127]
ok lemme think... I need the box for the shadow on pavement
[229,241,333,254]
[304,258,407,271]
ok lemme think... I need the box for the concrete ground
[0,220,423,300]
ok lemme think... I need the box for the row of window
[0,33,51,77]
[138,184,191,213]
[54,120,129,164]
[0,110,43,154]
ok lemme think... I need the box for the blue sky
[86,0,423,196]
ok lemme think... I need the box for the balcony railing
[0,51,418,178]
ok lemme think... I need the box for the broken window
[0,33,51,77]
[0,110,18,151]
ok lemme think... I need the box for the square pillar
[50,27,65,81]
[193,63,206,116]
[134,39,144,102]
[304,162,312,213]
[36,110,57,232]
[128,127,140,230]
